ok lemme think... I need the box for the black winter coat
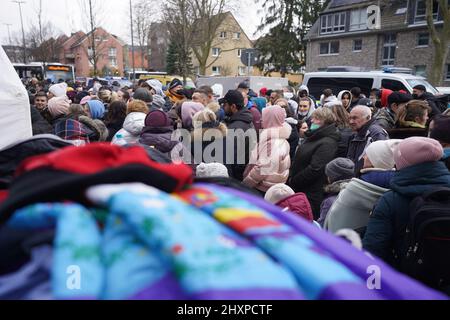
[224,109,255,181]
[347,119,389,176]
[30,106,53,135]
[289,124,340,218]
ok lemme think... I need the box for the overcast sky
[0,0,265,45]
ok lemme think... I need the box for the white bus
[12,62,75,83]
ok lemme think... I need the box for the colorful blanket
[6,183,446,300]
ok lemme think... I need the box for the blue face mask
[310,123,321,131]
[443,148,450,160]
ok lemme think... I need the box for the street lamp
[129,0,136,82]
[3,23,12,45]
[12,1,27,64]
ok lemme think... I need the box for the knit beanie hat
[47,96,70,117]
[133,88,153,103]
[325,158,355,183]
[145,110,172,128]
[169,78,183,91]
[430,115,450,144]
[264,184,295,204]
[49,83,68,97]
[196,162,229,178]
[394,137,444,170]
[86,100,105,120]
[365,139,402,170]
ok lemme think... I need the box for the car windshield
[407,79,438,95]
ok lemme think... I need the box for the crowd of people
[10,75,450,295]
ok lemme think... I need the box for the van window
[381,79,408,92]
[306,77,374,99]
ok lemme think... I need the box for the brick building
[306,0,450,86]
[58,28,126,77]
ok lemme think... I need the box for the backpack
[401,187,450,292]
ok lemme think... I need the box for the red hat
[259,87,268,97]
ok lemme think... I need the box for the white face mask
[284,92,294,100]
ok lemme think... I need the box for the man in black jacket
[220,90,256,181]
[412,84,441,119]
[347,105,389,176]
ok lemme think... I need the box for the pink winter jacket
[243,122,292,192]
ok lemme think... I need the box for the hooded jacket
[243,123,292,192]
[276,193,314,222]
[362,161,450,266]
[289,124,341,217]
[112,112,146,145]
[324,178,389,233]
[318,179,352,227]
[337,90,353,112]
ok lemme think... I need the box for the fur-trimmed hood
[191,122,227,142]
[324,179,352,195]
[78,116,109,142]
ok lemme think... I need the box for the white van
[302,69,438,100]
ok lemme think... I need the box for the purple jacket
[318,179,352,227]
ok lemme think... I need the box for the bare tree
[190,0,228,75]
[132,0,155,69]
[426,0,450,86]
[77,0,108,76]
[26,0,61,64]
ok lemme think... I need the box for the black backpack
[401,188,450,292]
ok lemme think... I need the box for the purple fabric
[191,288,304,300]
[129,273,189,300]
[195,183,447,300]
[318,282,383,300]
[318,195,337,227]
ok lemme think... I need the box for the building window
[238,66,247,75]
[382,34,396,66]
[237,49,242,57]
[415,65,427,77]
[109,47,117,57]
[212,66,221,75]
[233,32,241,39]
[446,65,450,80]
[350,8,367,31]
[320,12,346,34]
[416,33,429,47]
[319,41,340,55]
[414,0,438,24]
[219,31,227,39]
[212,48,220,57]
[353,39,363,52]
[109,57,117,67]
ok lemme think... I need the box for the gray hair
[352,105,372,119]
